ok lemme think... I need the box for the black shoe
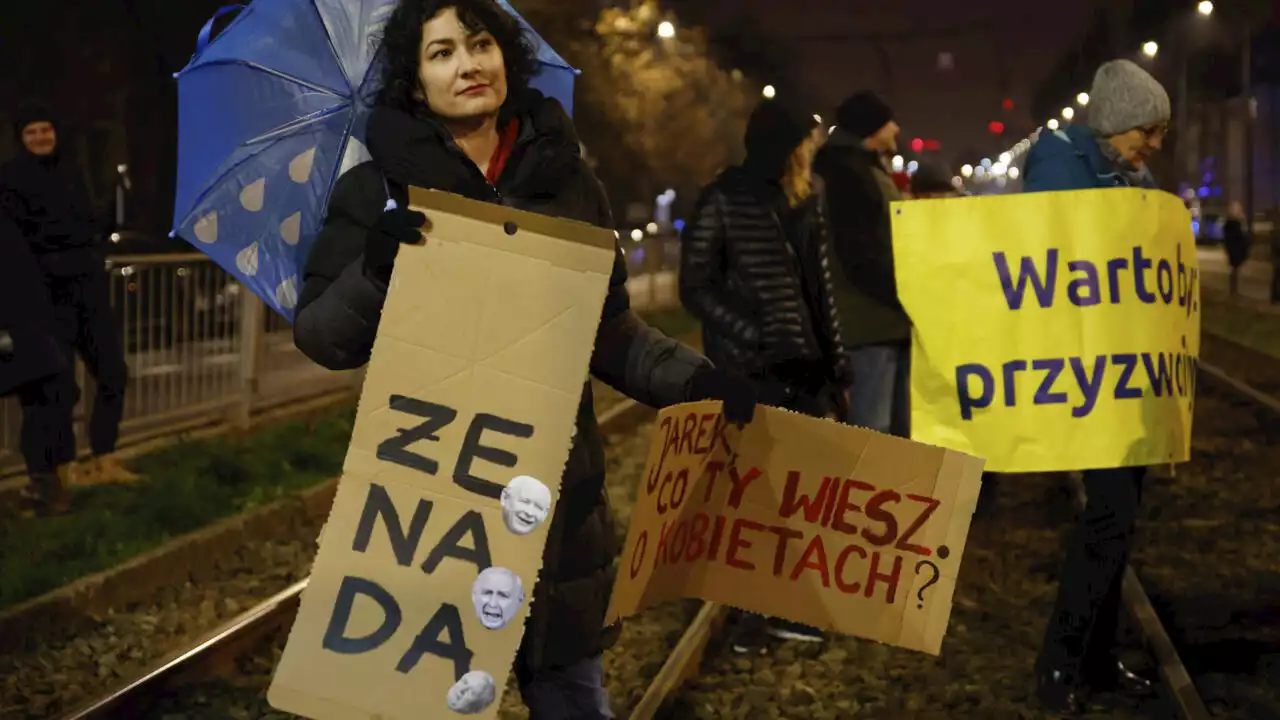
[1083,659,1156,697]
[1036,668,1087,716]
[728,612,769,655]
[765,618,824,643]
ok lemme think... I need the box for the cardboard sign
[892,188,1200,471]
[268,188,617,719]
[605,403,985,656]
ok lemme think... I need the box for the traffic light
[988,121,1005,135]
[1002,98,1014,111]
[910,137,924,153]
[924,139,941,151]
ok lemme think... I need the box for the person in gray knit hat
[1023,59,1169,192]
[1020,59,1170,716]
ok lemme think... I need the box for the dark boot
[1036,666,1088,716]
[1083,656,1156,697]
[28,467,72,516]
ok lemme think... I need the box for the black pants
[1037,466,1147,683]
[16,371,78,474]
[19,272,128,468]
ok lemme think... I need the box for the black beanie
[14,101,57,141]
[743,99,817,180]
[836,91,894,139]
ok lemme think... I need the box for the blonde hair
[782,133,818,207]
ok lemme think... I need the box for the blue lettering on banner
[953,341,1197,421]
[991,245,1198,315]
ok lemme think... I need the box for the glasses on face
[1138,123,1170,143]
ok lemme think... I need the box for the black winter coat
[813,131,911,348]
[293,91,711,672]
[679,166,849,387]
[0,151,106,278]
[0,211,67,397]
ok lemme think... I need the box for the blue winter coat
[1022,124,1157,193]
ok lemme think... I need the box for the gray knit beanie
[1087,59,1171,136]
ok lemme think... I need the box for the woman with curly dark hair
[291,2,757,717]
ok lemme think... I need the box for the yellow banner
[892,188,1200,472]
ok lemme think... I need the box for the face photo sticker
[446,670,496,715]
[471,567,525,630]
[500,475,551,535]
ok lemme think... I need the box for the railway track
[55,338,1279,720]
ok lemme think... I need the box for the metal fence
[0,234,682,477]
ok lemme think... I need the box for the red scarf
[484,119,520,186]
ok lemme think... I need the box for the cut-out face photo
[446,670,496,714]
[471,567,525,630]
[500,475,551,535]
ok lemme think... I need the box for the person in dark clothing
[0,101,135,492]
[291,2,757,717]
[0,210,74,515]
[908,161,960,199]
[679,99,852,647]
[1022,59,1169,715]
[813,90,910,438]
[1222,201,1249,296]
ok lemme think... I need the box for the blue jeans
[846,343,911,437]
[518,655,614,720]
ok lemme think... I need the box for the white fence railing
[0,235,682,477]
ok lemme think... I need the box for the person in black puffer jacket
[291,2,757,717]
[678,99,851,648]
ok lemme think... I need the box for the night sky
[690,0,1101,167]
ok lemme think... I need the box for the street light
[1062,106,1075,121]
[960,164,974,178]
[1077,92,1090,106]
[657,21,675,38]
[891,154,905,172]
[1197,1,1213,17]
[1008,166,1020,180]
[762,85,776,99]
[999,152,1012,165]
[1047,118,1060,130]
[1142,41,1159,58]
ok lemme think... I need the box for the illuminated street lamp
[960,164,974,178]
[1008,166,1020,180]
[1046,118,1060,130]
[657,21,675,38]
[1142,41,1158,58]
[1076,92,1090,106]
[1197,1,1214,17]
[1062,106,1075,121]
[891,155,905,172]
[762,84,776,99]
[999,152,1012,165]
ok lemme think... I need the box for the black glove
[0,330,13,361]
[363,207,428,284]
[686,366,759,426]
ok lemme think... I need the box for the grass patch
[0,307,699,611]
[1202,292,1280,359]
[0,408,354,610]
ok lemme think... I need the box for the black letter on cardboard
[322,576,401,654]
[377,395,458,475]
[454,413,534,499]
[421,510,492,574]
[395,603,473,680]
[352,483,432,566]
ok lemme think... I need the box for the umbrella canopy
[172,0,577,321]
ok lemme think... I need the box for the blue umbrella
[172,0,578,321]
